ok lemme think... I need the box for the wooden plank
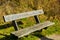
[3,9,44,22]
[11,21,54,38]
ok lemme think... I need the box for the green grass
[0,27,14,40]
[41,19,60,36]
[19,35,39,40]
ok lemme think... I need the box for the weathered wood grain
[11,21,54,38]
[3,9,44,22]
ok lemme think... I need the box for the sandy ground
[47,34,60,40]
[39,34,60,40]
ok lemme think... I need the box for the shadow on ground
[0,31,54,40]
[0,33,18,40]
[0,29,53,40]
[0,23,12,29]
[0,21,53,40]
[0,21,23,29]
[33,30,53,40]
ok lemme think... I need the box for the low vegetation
[0,0,60,40]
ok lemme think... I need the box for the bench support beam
[12,21,19,31]
[34,15,40,24]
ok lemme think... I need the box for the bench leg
[12,21,19,31]
[34,15,40,24]
[11,34,18,40]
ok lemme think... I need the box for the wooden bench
[3,9,54,39]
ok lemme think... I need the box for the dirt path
[47,34,60,40]
[39,34,60,40]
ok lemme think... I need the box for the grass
[19,35,39,40]
[41,18,60,36]
[0,15,60,40]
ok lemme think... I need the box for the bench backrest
[3,9,44,31]
[3,9,44,22]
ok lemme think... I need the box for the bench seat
[11,21,54,38]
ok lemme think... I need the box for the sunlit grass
[41,18,60,36]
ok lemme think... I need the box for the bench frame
[3,10,54,40]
